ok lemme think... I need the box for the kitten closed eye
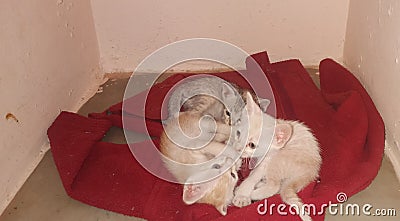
[212,164,222,169]
[236,130,241,139]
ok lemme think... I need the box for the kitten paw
[232,195,251,207]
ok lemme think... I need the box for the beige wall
[0,0,103,213]
[91,0,350,73]
[344,0,400,178]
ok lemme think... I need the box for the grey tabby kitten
[167,76,245,125]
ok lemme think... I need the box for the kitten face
[230,91,263,157]
[183,161,239,215]
[229,92,277,162]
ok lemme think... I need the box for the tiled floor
[1,71,399,221]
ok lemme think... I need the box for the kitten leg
[232,166,266,207]
[250,179,280,200]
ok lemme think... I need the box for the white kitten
[232,93,321,221]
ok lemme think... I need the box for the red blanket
[47,52,384,220]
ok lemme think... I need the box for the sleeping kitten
[182,94,231,125]
[161,110,238,168]
[167,76,245,125]
[160,111,241,215]
[231,94,322,221]
[182,159,240,216]
[168,75,271,127]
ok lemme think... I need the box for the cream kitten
[160,111,241,215]
[231,94,322,221]
[182,159,240,216]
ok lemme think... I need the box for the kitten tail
[280,181,313,221]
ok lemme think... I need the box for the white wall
[91,0,350,73]
[344,0,400,178]
[0,0,103,213]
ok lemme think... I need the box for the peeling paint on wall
[5,113,19,123]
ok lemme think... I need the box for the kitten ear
[258,98,270,113]
[273,123,292,149]
[245,92,261,115]
[217,204,228,216]
[183,179,218,204]
[222,83,236,99]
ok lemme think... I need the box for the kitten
[182,94,231,125]
[160,111,241,215]
[167,76,245,125]
[227,91,275,161]
[231,94,322,221]
[182,159,240,216]
[168,75,270,126]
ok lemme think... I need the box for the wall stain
[5,113,19,123]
